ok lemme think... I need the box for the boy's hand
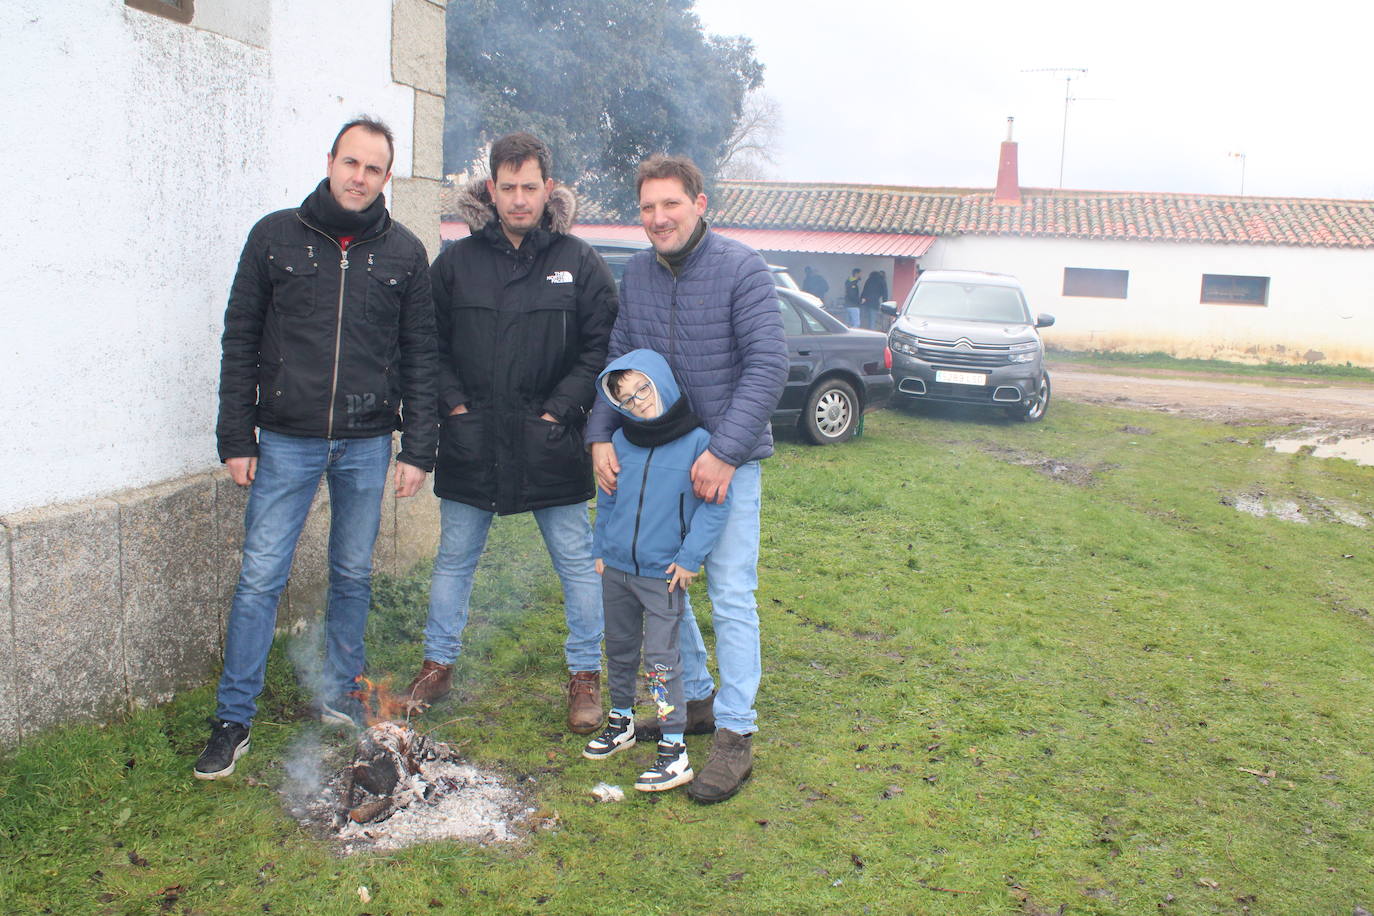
[595,558,605,576]
[666,563,696,591]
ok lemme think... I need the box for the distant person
[843,268,863,327]
[196,116,439,780]
[583,349,731,793]
[801,265,829,304]
[860,269,888,329]
[405,131,618,736]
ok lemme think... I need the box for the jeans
[846,307,860,327]
[215,429,392,726]
[425,499,603,672]
[674,460,763,735]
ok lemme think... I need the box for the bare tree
[717,91,782,180]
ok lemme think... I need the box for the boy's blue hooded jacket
[592,349,730,578]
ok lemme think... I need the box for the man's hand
[226,456,257,487]
[595,558,605,575]
[591,441,620,493]
[539,412,559,423]
[690,450,735,504]
[665,563,697,592]
[449,403,468,416]
[394,460,427,498]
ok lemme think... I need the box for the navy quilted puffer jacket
[586,229,787,465]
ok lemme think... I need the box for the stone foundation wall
[0,446,439,748]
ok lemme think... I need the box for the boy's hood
[597,349,682,420]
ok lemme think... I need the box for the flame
[349,674,412,726]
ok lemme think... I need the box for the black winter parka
[216,182,440,470]
[431,179,617,514]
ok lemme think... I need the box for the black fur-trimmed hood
[452,175,577,235]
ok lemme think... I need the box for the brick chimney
[994,117,1021,205]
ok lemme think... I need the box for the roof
[570,224,933,258]
[441,177,1374,250]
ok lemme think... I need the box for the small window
[126,0,193,24]
[1201,274,1269,306]
[1063,267,1128,299]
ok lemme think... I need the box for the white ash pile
[287,720,545,854]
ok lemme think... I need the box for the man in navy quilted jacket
[587,154,787,803]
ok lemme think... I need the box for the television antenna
[1022,68,1108,187]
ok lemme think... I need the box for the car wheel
[801,379,859,444]
[1007,371,1050,423]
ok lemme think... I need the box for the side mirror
[880,300,898,316]
[1035,313,1056,329]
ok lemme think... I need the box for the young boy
[583,349,730,792]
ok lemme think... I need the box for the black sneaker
[194,717,251,780]
[320,694,368,729]
[582,713,636,760]
[635,740,693,792]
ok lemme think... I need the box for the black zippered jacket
[216,182,440,470]
[431,178,617,514]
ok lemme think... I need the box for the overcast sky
[692,0,1372,201]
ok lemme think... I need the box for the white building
[0,0,447,745]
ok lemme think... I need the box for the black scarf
[300,178,387,239]
[621,395,704,448]
[656,217,708,276]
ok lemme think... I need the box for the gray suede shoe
[635,692,715,742]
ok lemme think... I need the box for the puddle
[1226,491,1371,527]
[1266,433,1374,467]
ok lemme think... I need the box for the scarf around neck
[300,178,387,239]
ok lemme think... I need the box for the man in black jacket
[195,117,439,780]
[404,132,617,735]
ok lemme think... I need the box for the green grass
[3,403,1374,915]
[1048,347,1374,383]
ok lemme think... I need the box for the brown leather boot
[566,670,603,734]
[687,728,753,804]
[404,660,452,709]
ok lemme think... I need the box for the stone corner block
[391,177,442,262]
[3,499,125,736]
[0,523,17,748]
[412,90,445,181]
[392,0,446,96]
[116,476,219,705]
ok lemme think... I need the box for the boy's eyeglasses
[616,382,652,410]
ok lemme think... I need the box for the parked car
[586,238,893,444]
[883,269,1054,422]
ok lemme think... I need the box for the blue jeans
[674,460,763,735]
[425,499,603,672]
[846,307,861,327]
[215,429,393,726]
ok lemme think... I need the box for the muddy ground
[1048,364,1374,435]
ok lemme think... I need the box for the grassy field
[1047,348,1374,383]
[2,401,1372,915]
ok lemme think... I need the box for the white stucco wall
[0,0,417,516]
[922,235,1374,366]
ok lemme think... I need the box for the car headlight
[889,329,920,356]
[1007,341,1040,363]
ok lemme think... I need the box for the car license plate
[935,370,986,386]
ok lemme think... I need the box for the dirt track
[1048,364,1374,434]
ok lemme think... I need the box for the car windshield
[904,281,1030,324]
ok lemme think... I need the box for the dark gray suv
[884,270,1054,422]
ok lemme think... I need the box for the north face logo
[546,270,574,284]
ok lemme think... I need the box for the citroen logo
[953,339,974,350]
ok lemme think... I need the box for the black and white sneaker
[583,713,636,760]
[320,694,368,729]
[194,717,251,780]
[634,741,693,792]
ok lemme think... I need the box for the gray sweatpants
[601,566,687,735]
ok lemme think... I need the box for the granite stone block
[0,523,19,747]
[391,0,446,96]
[4,500,125,735]
[391,176,442,262]
[117,477,219,705]
[412,90,445,180]
[214,473,251,651]
[395,471,440,574]
[284,479,331,626]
